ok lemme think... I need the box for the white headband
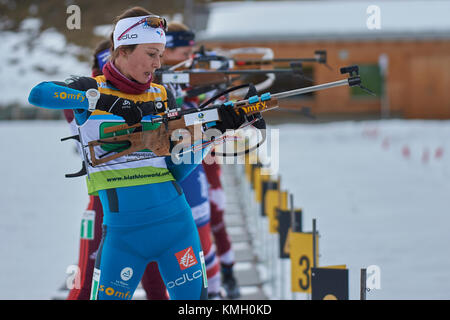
[113,15,166,50]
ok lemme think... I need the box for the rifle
[85,65,373,166]
[155,64,309,86]
[154,61,312,102]
[186,46,328,69]
[195,49,329,69]
[158,48,327,98]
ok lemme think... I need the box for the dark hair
[167,21,190,33]
[91,39,111,71]
[109,6,153,61]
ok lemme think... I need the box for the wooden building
[195,1,450,119]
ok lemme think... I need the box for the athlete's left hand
[214,106,246,133]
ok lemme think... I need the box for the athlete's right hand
[98,93,160,126]
[107,98,143,126]
[107,98,158,126]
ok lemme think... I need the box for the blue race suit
[28,77,208,300]
[94,181,207,300]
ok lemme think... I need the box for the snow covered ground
[1,18,90,107]
[275,120,450,300]
[0,121,87,299]
[0,119,449,299]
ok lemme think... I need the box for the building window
[351,64,383,98]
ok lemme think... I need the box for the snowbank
[1,18,90,107]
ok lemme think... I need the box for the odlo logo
[121,33,138,40]
[167,270,203,289]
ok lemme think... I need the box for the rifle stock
[88,119,201,167]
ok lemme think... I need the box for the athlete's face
[115,43,165,84]
[163,46,193,64]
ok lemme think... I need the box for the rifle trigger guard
[163,116,169,132]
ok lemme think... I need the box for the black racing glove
[214,106,246,133]
[108,98,144,126]
[97,95,160,126]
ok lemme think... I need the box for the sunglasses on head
[117,15,168,41]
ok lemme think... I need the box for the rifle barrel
[158,69,297,76]
[201,78,351,109]
[272,58,317,63]
[271,79,349,100]
[235,58,317,64]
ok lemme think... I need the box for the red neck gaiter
[102,61,152,95]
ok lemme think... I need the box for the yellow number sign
[253,167,270,203]
[290,232,319,293]
[264,190,288,233]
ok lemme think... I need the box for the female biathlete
[64,38,168,300]
[29,6,249,300]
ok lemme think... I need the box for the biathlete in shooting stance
[161,22,240,299]
[29,6,251,300]
[64,38,168,300]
